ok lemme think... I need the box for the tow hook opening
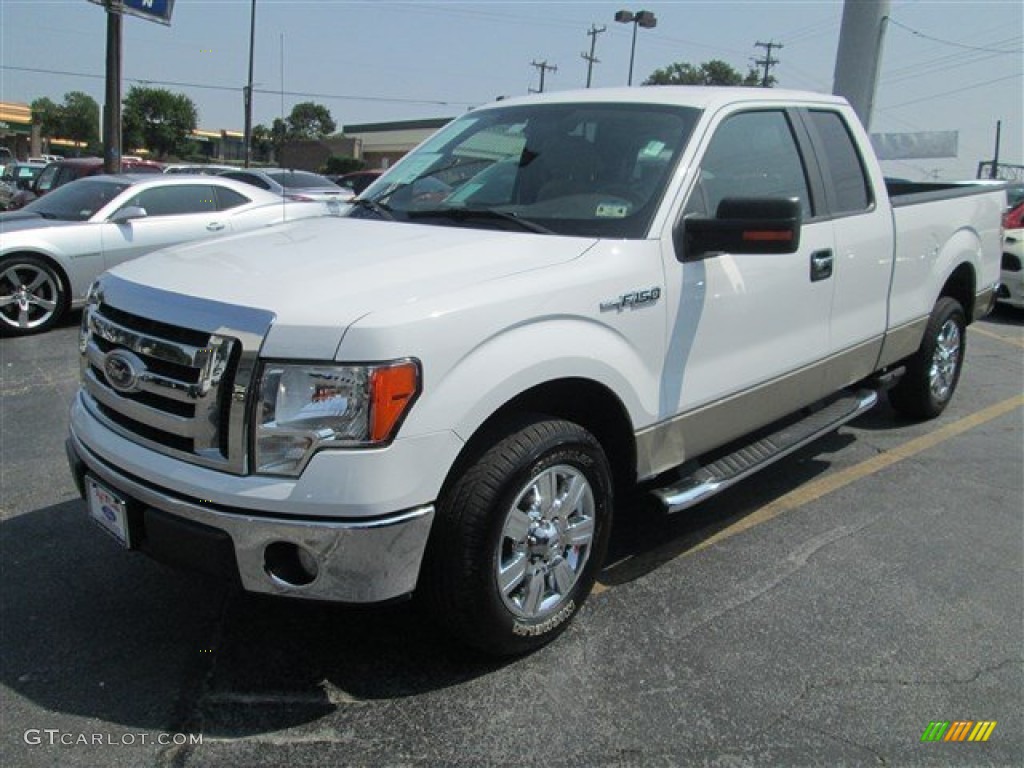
[264,541,319,586]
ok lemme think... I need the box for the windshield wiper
[349,197,395,220]
[406,207,554,235]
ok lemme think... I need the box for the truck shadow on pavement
[2,427,860,738]
[0,500,509,737]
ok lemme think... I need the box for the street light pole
[615,10,657,86]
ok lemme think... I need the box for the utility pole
[243,0,256,168]
[529,60,557,94]
[989,120,1002,179]
[581,24,606,88]
[103,0,122,174]
[753,40,782,87]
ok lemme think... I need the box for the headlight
[254,360,420,475]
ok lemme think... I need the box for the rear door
[798,108,892,385]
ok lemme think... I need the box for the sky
[0,0,1021,180]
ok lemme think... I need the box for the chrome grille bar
[78,274,274,475]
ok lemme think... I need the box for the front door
[655,108,836,462]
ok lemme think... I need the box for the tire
[420,416,613,656]
[888,297,966,419]
[0,255,67,336]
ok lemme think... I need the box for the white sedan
[0,174,330,335]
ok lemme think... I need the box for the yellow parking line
[688,393,1023,555]
[971,324,1024,349]
[593,393,1023,592]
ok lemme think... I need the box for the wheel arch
[940,261,976,323]
[0,249,74,310]
[441,377,637,504]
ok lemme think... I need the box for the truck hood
[110,216,596,358]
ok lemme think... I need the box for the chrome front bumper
[66,431,434,604]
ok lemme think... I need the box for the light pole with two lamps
[614,10,657,86]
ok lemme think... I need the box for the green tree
[122,86,198,158]
[644,59,766,87]
[30,97,62,140]
[286,102,336,140]
[251,123,273,162]
[322,155,364,175]
[60,91,100,147]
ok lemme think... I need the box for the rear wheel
[421,417,613,656]
[888,297,966,419]
[0,255,67,336]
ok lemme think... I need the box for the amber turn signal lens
[369,362,420,442]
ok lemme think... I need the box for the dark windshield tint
[265,170,338,189]
[359,102,700,238]
[24,178,132,221]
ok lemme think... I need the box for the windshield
[265,170,338,189]
[23,178,132,221]
[357,102,700,238]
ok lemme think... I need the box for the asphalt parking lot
[1,306,1022,768]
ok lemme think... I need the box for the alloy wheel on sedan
[0,257,65,335]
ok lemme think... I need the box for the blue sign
[87,0,175,26]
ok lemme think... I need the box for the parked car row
[998,199,1024,308]
[0,174,339,335]
[1,157,373,211]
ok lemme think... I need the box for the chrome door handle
[207,222,226,231]
[810,249,833,282]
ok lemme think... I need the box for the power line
[879,71,1022,109]
[0,64,478,108]
[888,17,1020,55]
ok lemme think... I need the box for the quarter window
[214,186,250,210]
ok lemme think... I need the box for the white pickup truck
[67,88,1003,655]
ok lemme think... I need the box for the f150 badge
[600,287,662,312]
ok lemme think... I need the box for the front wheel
[0,255,67,336]
[421,417,613,656]
[888,297,966,419]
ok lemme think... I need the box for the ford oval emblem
[103,350,142,394]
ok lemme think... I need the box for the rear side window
[806,110,872,214]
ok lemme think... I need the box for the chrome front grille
[79,275,275,475]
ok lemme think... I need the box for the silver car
[219,168,353,204]
[0,174,328,335]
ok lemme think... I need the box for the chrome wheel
[496,464,596,619]
[928,318,961,402]
[0,261,60,331]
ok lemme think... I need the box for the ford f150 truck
[66,88,1003,655]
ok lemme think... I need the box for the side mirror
[15,179,31,190]
[675,197,802,261]
[109,206,148,224]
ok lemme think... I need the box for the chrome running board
[652,390,878,514]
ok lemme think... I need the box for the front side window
[357,102,701,238]
[119,185,217,217]
[688,110,812,219]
